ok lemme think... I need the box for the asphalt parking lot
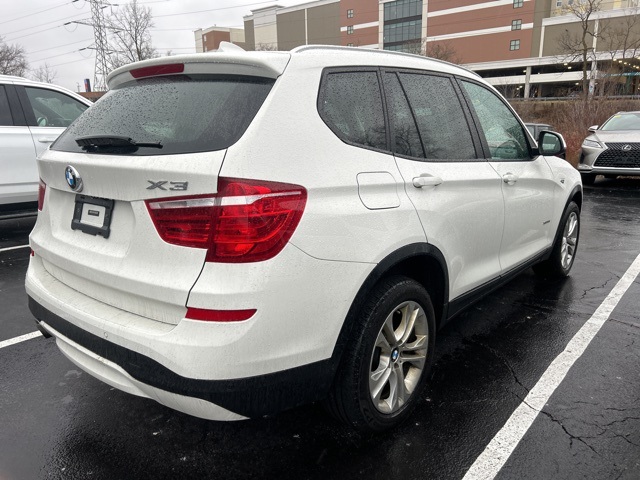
[1,178,639,480]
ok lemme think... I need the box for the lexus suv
[0,75,91,218]
[26,44,582,432]
[578,111,640,185]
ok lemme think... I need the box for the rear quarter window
[52,75,274,156]
[318,70,387,152]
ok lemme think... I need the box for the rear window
[52,75,274,156]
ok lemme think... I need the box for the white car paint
[0,75,92,208]
[26,45,582,422]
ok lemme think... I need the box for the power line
[28,38,93,55]
[0,0,71,27]
[1,11,87,37]
[154,0,282,18]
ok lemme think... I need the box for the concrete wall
[308,2,341,45]
[542,21,596,56]
[277,10,307,50]
[244,19,256,51]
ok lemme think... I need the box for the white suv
[0,75,91,216]
[26,44,581,432]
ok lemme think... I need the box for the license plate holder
[71,194,114,238]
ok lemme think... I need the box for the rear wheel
[533,201,580,278]
[325,276,436,432]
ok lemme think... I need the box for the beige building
[194,0,640,96]
[194,27,247,52]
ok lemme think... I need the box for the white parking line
[0,244,30,253]
[463,252,640,480]
[0,331,42,350]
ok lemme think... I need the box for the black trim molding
[29,298,334,418]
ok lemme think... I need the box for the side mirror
[538,131,566,158]
[588,125,598,133]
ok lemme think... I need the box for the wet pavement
[1,177,639,480]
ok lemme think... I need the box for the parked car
[26,44,581,432]
[578,111,640,185]
[0,75,91,217]
[525,122,554,140]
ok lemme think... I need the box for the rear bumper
[29,297,335,419]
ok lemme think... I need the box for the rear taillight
[37,179,46,211]
[146,178,307,263]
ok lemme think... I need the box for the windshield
[600,112,640,131]
[52,75,274,156]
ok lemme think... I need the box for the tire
[325,276,436,432]
[533,201,580,278]
[581,173,596,186]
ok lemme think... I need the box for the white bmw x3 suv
[26,44,582,432]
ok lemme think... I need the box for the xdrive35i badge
[65,165,83,192]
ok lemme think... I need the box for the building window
[511,19,522,30]
[513,0,523,7]
[347,9,354,18]
[555,0,562,6]
[347,43,354,47]
[347,25,354,35]
[384,0,423,22]
[510,39,520,50]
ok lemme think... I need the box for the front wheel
[325,276,436,432]
[533,201,580,278]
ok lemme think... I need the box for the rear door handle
[412,175,443,188]
[502,173,518,185]
[38,138,57,143]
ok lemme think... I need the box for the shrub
[511,99,640,167]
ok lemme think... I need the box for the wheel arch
[327,243,449,379]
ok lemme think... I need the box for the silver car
[578,111,640,185]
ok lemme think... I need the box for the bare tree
[31,63,57,83]
[597,7,640,95]
[558,0,605,99]
[396,38,461,63]
[255,42,277,51]
[425,41,462,64]
[107,0,157,69]
[0,36,28,76]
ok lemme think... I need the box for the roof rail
[291,44,480,78]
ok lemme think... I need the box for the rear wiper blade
[75,135,163,150]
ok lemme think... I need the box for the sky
[2,0,302,92]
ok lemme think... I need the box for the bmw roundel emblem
[65,165,83,192]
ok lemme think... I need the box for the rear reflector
[130,63,185,79]
[146,178,307,263]
[37,179,46,211]
[185,308,256,322]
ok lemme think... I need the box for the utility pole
[67,0,114,91]
[89,0,111,91]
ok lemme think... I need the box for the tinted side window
[460,81,529,161]
[383,73,424,158]
[319,71,387,151]
[24,87,88,128]
[0,86,12,126]
[398,73,476,160]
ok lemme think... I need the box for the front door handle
[502,173,518,185]
[38,138,57,143]
[412,175,443,188]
